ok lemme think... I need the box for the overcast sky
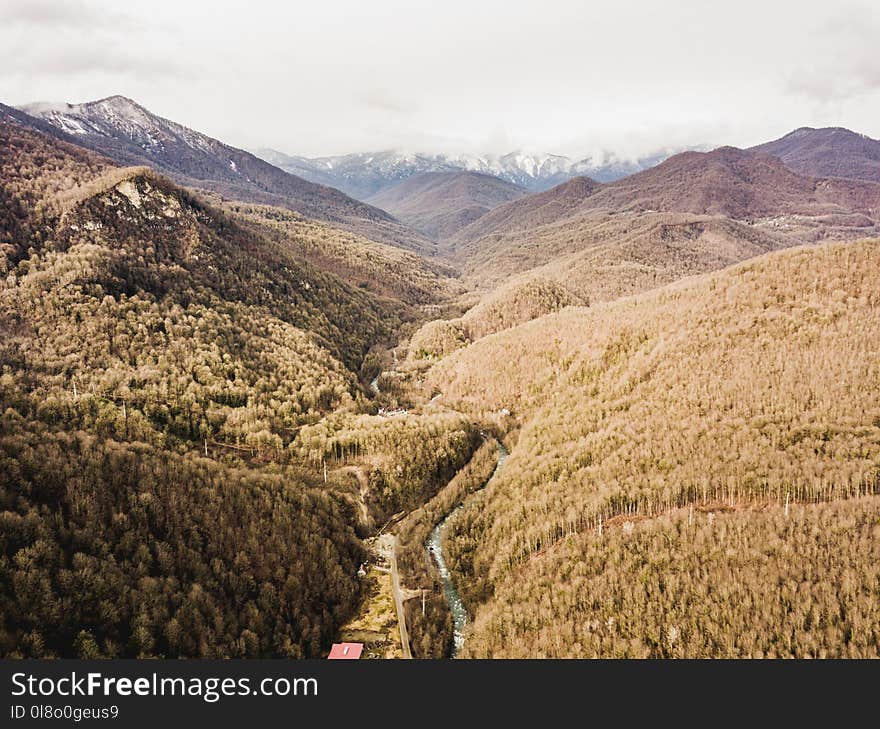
[2,0,879,159]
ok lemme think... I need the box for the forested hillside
[449,175,600,249]
[8,98,434,255]
[419,240,880,657]
[408,277,582,361]
[0,118,457,657]
[0,418,364,658]
[366,171,527,241]
[751,127,880,183]
[451,211,796,299]
[226,202,459,307]
[462,496,880,658]
[0,117,112,269]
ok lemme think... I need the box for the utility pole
[323,460,327,484]
[422,589,426,616]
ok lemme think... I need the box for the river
[427,442,508,657]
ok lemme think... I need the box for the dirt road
[377,533,412,659]
[335,465,372,530]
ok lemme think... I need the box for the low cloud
[4,46,187,81]
[785,7,880,104]
[3,0,132,30]
[787,58,880,105]
[1,0,878,156]
[1,1,195,88]
[358,89,417,114]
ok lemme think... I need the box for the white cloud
[1,0,878,157]
[3,0,117,28]
[786,7,880,104]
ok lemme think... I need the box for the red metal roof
[328,642,363,659]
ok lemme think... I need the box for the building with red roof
[328,642,363,659]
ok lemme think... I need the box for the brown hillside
[450,175,600,249]
[450,148,880,296]
[408,277,582,361]
[416,240,880,657]
[581,146,880,218]
[463,496,880,658]
[458,212,800,301]
[751,126,880,183]
[367,171,526,241]
[225,202,461,306]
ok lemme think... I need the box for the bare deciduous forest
[419,241,880,656]
[461,497,880,658]
[0,122,466,657]
[3,100,880,660]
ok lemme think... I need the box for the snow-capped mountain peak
[14,96,436,252]
[20,96,223,159]
[254,147,676,199]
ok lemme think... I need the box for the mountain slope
[419,239,880,657]
[407,277,582,361]
[450,175,601,249]
[456,212,792,304]
[14,97,433,253]
[457,146,880,247]
[751,126,880,183]
[225,202,460,305]
[366,171,527,240]
[0,118,399,369]
[0,119,419,656]
[579,146,880,217]
[464,496,880,658]
[449,148,880,295]
[256,148,674,198]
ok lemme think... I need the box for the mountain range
[12,96,434,254]
[254,147,676,199]
[443,144,880,301]
[4,90,880,660]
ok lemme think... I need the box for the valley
[2,97,879,659]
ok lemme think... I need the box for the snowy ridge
[256,147,678,199]
[20,96,238,172]
[14,95,437,251]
